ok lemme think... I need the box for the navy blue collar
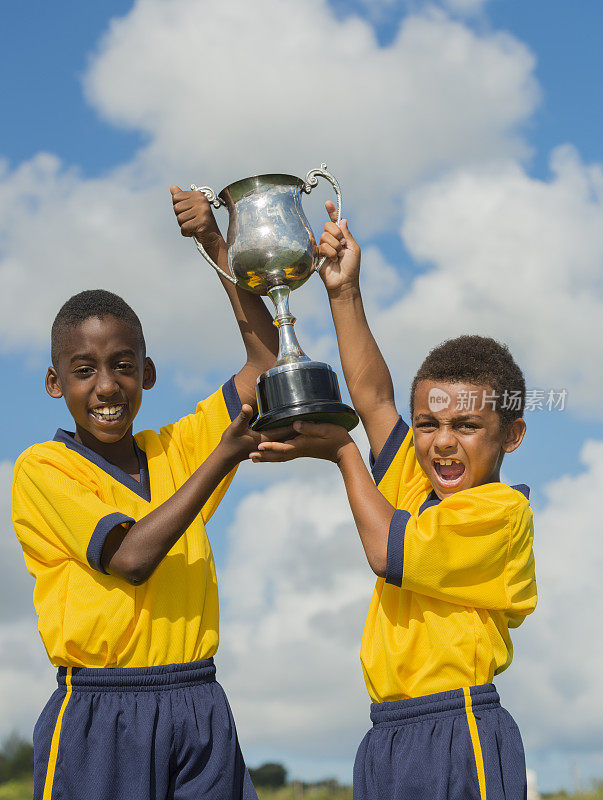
[53,429,151,502]
[418,489,441,516]
[418,483,530,515]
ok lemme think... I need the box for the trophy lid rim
[219,173,305,197]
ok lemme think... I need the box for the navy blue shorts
[33,658,257,800]
[354,684,527,800]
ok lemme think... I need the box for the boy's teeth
[92,404,125,418]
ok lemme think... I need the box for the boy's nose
[96,371,120,398]
[433,429,457,453]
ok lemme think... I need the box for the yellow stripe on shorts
[463,686,487,800]
[42,667,73,800]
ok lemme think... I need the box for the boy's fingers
[172,192,199,206]
[339,219,358,247]
[232,404,254,430]
[257,440,295,452]
[292,420,337,437]
[323,222,344,239]
[320,231,343,250]
[173,195,207,213]
[318,242,339,260]
[325,200,338,223]
[258,426,295,442]
[251,451,292,463]
[175,208,198,224]
[170,185,182,195]
[172,197,197,213]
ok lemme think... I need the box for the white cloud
[498,439,603,755]
[0,0,539,378]
[216,438,603,780]
[371,145,603,417]
[0,153,248,387]
[217,464,374,774]
[84,0,536,220]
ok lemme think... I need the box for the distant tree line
[249,762,346,792]
[0,734,34,785]
[249,763,288,788]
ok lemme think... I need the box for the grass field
[0,778,33,800]
[1,777,602,799]
[257,787,352,800]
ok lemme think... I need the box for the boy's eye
[416,422,437,430]
[116,362,134,371]
[458,423,479,430]
[73,367,94,377]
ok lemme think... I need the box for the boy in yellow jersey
[11,187,284,800]
[252,203,536,800]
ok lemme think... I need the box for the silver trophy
[191,163,358,431]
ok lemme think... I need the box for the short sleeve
[12,454,134,575]
[386,487,536,616]
[156,377,242,523]
[370,417,431,506]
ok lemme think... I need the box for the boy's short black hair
[51,289,146,366]
[410,335,525,425]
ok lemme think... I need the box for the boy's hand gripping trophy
[191,164,358,431]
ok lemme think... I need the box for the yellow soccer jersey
[12,378,241,669]
[361,417,537,703]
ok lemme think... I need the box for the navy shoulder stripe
[385,509,410,587]
[511,483,530,499]
[222,375,243,421]
[370,417,410,486]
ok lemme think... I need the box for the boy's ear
[143,357,157,390]
[45,367,63,399]
[502,417,526,454]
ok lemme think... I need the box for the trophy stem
[267,285,311,367]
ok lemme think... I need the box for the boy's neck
[74,423,139,474]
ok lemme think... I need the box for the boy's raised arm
[171,186,279,406]
[319,201,399,459]
[101,405,288,583]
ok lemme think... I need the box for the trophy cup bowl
[191,164,359,432]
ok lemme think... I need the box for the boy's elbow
[124,568,150,586]
[371,563,387,579]
[105,554,153,585]
[367,552,387,579]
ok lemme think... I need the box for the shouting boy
[12,188,282,800]
[253,203,537,800]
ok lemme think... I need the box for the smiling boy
[253,206,536,800]
[11,188,281,800]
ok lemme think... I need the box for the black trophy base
[251,362,359,432]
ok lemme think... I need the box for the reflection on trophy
[191,164,359,431]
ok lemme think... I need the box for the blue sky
[1,0,602,794]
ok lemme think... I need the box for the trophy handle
[189,184,237,285]
[302,163,342,273]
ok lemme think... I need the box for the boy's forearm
[219,274,279,404]
[102,443,239,584]
[328,284,397,427]
[336,441,395,576]
[211,243,278,405]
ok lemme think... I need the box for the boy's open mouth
[433,458,466,486]
[90,404,127,423]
